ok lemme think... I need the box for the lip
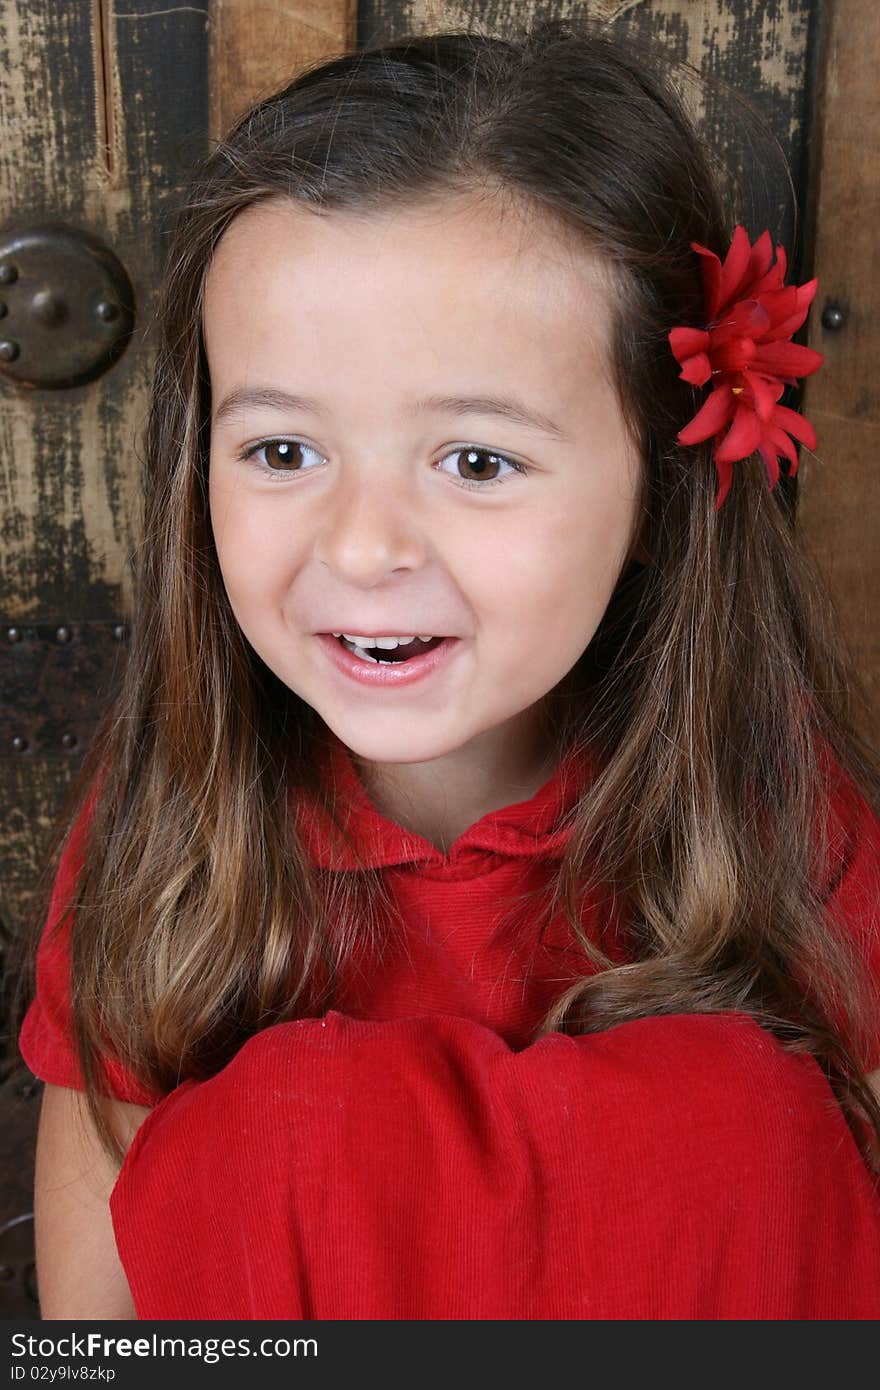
[316,633,461,687]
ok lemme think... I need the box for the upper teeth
[334,633,434,649]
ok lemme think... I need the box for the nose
[312,467,427,585]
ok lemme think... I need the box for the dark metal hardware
[0,224,134,389]
[821,301,847,331]
[1,620,130,758]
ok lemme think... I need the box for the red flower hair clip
[668,225,824,509]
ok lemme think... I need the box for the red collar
[294,733,596,871]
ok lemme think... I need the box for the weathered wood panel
[0,0,210,946]
[209,0,357,140]
[799,0,880,750]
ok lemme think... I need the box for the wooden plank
[209,0,358,140]
[798,0,880,749]
[0,0,210,940]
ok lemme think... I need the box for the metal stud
[31,290,67,327]
[0,340,19,362]
[60,732,78,750]
[55,625,72,643]
[6,627,21,643]
[96,300,119,322]
[113,623,127,642]
[821,302,847,332]
[0,263,17,285]
[11,735,28,753]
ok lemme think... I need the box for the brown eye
[263,440,305,470]
[242,439,324,475]
[457,448,503,482]
[437,446,524,489]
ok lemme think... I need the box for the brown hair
[19,17,880,1168]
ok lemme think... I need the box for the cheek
[490,489,635,677]
[209,476,297,605]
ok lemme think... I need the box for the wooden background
[0,0,876,1316]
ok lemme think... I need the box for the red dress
[18,735,880,1318]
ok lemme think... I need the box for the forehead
[202,194,616,401]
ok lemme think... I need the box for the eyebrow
[212,386,572,441]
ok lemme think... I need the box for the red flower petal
[795,278,819,311]
[751,341,824,379]
[716,225,752,313]
[679,352,712,386]
[742,370,780,421]
[677,384,736,445]
[761,280,819,342]
[764,425,799,468]
[769,403,817,450]
[758,443,781,491]
[714,456,734,510]
[743,230,775,293]
[711,336,757,373]
[714,401,764,464]
[748,242,787,299]
[709,299,769,345]
[692,241,723,322]
[669,326,711,361]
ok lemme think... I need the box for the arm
[34,1083,152,1319]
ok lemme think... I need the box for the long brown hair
[19,17,880,1168]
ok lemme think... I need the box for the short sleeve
[819,755,880,1074]
[17,791,162,1108]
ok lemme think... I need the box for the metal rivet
[60,732,78,750]
[55,624,72,643]
[821,302,847,331]
[113,623,127,642]
[11,735,28,753]
[6,626,21,643]
[0,340,20,362]
[96,300,119,322]
[0,263,17,285]
[31,289,67,327]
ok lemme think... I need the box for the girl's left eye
[436,446,527,489]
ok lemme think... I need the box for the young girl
[19,19,880,1320]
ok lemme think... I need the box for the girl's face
[206,196,643,773]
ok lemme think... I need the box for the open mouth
[333,635,446,664]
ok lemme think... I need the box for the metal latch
[0,224,135,389]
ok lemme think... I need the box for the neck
[349,714,557,853]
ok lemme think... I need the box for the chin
[320,716,469,768]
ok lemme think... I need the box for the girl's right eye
[237,439,325,475]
